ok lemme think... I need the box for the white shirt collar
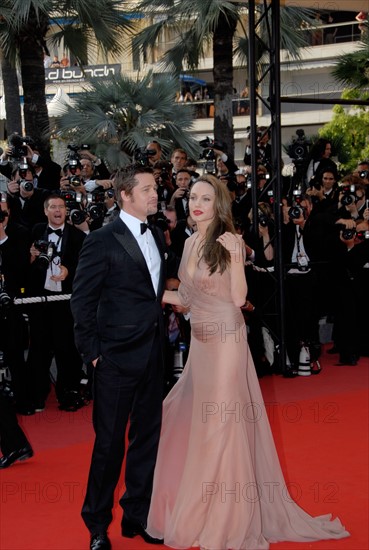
[120,210,146,238]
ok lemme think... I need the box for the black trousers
[0,393,30,455]
[285,270,320,367]
[26,300,83,403]
[0,307,28,404]
[81,333,164,534]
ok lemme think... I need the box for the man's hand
[7,179,20,195]
[50,265,68,282]
[335,218,356,230]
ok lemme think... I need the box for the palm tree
[332,30,369,91]
[0,47,22,134]
[55,72,201,169]
[132,0,314,156]
[0,0,134,156]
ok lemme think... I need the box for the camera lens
[20,179,34,192]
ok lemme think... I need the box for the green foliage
[318,103,369,173]
[55,72,201,169]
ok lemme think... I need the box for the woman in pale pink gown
[147,175,349,550]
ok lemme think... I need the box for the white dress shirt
[120,210,161,295]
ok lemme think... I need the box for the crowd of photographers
[0,129,368,424]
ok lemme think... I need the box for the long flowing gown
[147,233,349,550]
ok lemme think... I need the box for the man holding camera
[6,165,50,230]
[282,193,322,376]
[25,194,86,413]
[0,134,61,190]
[169,169,192,221]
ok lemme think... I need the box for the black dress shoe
[0,445,34,469]
[121,516,164,544]
[336,355,358,366]
[90,533,111,550]
[283,367,298,378]
[58,391,85,412]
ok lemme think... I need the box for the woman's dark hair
[191,175,236,275]
[310,138,331,160]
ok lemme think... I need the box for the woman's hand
[217,232,244,260]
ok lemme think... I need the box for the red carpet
[0,346,368,550]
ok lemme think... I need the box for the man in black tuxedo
[169,168,192,221]
[25,194,86,413]
[71,164,168,550]
[6,166,50,230]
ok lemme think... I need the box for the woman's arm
[162,289,184,307]
[217,233,248,307]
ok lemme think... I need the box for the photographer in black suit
[71,164,170,550]
[25,194,86,414]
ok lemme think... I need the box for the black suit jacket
[0,221,31,297]
[70,216,167,369]
[28,222,86,296]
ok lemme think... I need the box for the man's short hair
[113,164,153,208]
[44,194,66,209]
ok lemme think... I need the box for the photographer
[282,193,322,376]
[6,165,50,230]
[80,158,113,192]
[244,202,276,376]
[78,145,111,179]
[305,138,337,189]
[0,195,31,412]
[334,177,367,228]
[25,195,86,413]
[102,188,119,226]
[152,160,174,211]
[306,168,340,210]
[244,126,272,173]
[170,148,188,186]
[169,169,192,221]
[328,219,369,365]
[0,134,61,190]
[60,160,108,233]
[146,141,162,166]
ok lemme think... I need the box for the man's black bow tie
[140,222,152,235]
[47,227,63,237]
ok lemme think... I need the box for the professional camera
[105,188,115,199]
[359,170,369,180]
[288,129,310,164]
[0,276,12,309]
[356,230,369,241]
[203,148,216,175]
[341,228,356,240]
[68,175,83,188]
[154,213,170,232]
[134,147,156,166]
[85,201,105,221]
[340,184,357,206]
[258,213,270,227]
[288,191,305,220]
[0,289,12,309]
[59,190,84,224]
[18,161,29,179]
[63,189,106,225]
[66,144,81,161]
[34,240,57,268]
[19,179,34,192]
[8,134,29,161]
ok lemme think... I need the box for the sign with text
[45,64,121,83]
